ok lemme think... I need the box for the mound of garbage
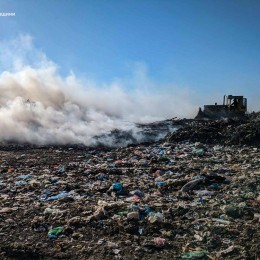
[0,115,259,259]
[166,113,260,147]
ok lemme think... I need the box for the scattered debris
[0,116,259,259]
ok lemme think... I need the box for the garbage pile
[166,115,260,147]
[0,118,259,259]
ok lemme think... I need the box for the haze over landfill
[0,35,198,145]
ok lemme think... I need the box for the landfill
[0,114,259,259]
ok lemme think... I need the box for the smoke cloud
[0,35,197,146]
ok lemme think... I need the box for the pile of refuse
[166,114,260,147]
[0,118,259,259]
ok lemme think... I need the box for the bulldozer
[195,95,247,119]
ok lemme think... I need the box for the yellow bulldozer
[195,95,247,119]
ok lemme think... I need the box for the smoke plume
[0,35,197,146]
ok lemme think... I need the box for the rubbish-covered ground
[0,116,259,259]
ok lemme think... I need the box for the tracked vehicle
[195,95,247,119]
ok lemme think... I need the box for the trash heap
[0,119,259,259]
[166,115,260,147]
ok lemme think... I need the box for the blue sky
[0,0,260,109]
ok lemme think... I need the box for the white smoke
[0,35,197,145]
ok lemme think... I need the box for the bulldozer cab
[224,95,247,113]
[195,94,247,119]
